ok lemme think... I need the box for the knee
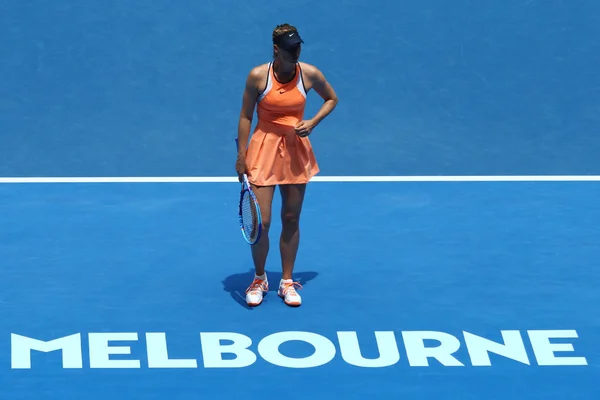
[281,211,300,228]
[261,218,272,232]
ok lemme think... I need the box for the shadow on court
[222,269,319,309]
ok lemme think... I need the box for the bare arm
[237,69,260,156]
[294,66,338,137]
[309,67,338,126]
[235,68,262,180]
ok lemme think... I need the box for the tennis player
[235,23,338,307]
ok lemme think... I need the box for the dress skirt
[245,120,319,187]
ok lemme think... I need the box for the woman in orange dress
[235,23,338,307]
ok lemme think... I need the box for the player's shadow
[222,268,319,309]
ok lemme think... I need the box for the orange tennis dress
[245,62,319,186]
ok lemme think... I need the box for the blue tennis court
[2,179,599,398]
[2,0,600,398]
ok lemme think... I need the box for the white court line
[0,176,600,183]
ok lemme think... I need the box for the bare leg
[278,184,307,280]
[250,184,275,276]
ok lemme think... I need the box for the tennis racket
[236,138,262,245]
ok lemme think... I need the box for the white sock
[255,273,267,281]
[280,278,293,285]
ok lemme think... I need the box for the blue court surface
[2,179,600,398]
[2,0,600,398]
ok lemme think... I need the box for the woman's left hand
[295,119,317,137]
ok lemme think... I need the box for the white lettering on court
[200,332,256,368]
[8,329,589,369]
[11,333,83,369]
[337,331,400,367]
[463,330,530,366]
[146,333,198,368]
[402,331,464,367]
[88,333,140,368]
[258,331,336,368]
[528,330,587,366]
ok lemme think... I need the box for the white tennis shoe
[245,276,268,306]
[278,279,302,307]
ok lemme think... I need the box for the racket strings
[241,190,260,242]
